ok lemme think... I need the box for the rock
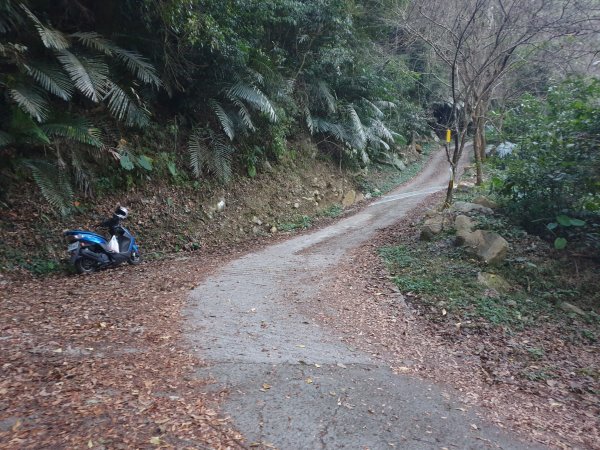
[472,196,498,209]
[420,215,444,241]
[452,201,493,215]
[261,160,273,172]
[270,226,278,234]
[560,302,587,316]
[391,155,406,171]
[376,154,405,171]
[342,190,356,207]
[216,199,226,212]
[293,202,300,209]
[477,272,511,292]
[365,192,372,200]
[415,143,423,153]
[454,215,474,232]
[355,192,365,203]
[455,181,476,193]
[462,230,508,265]
[251,216,263,226]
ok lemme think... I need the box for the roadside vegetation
[377,75,600,447]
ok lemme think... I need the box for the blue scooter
[63,207,141,274]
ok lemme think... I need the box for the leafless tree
[398,0,600,205]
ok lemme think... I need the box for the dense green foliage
[1,0,432,214]
[489,78,600,250]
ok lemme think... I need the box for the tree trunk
[472,103,486,185]
[444,164,456,206]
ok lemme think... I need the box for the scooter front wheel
[128,251,141,265]
[75,257,97,274]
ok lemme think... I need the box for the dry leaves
[0,255,245,449]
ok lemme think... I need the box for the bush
[493,78,600,249]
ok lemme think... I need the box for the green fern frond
[69,149,93,196]
[72,32,161,88]
[362,98,384,119]
[9,109,50,145]
[21,5,70,50]
[0,1,25,34]
[311,117,348,143]
[226,82,277,122]
[24,64,74,101]
[210,137,234,183]
[9,85,49,122]
[246,68,265,86]
[23,160,73,216]
[369,119,394,142]
[41,116,103,147]
[102,81,150,127]
[187,128,234,183]
[71,31,114,54]
[209,99,235,140]
[374,100,397,110]
[113,47,162,88]
[57,50,107,102]
[231,98,256,132]
[0,130,14,147]
[317,81,337,114]
[188,128,209,178]
[360,149,370,165]
[346,104,367,150]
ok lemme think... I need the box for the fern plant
[188,128,235,183]
[298,78,401,166]
[0,1,161,213]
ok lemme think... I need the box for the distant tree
[398,0,600,204]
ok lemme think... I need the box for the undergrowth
[379,223,600,341]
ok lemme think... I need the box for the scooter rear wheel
[128,251,141,265]
[75,257,96,274]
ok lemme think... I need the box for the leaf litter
[299,192,600,450]
[0,253,246,449]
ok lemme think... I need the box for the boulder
[355,192,365,203]
[457,230,509,264]
[391,155,406,171]
[455,228,478,246]
[477,272,511,293]
[455,181,476,193]
[342,190,356,207]
[560,302,587,316]
[420,215,444,241]
[454,215,474,232]
[270,226,278,234]
[472,196,498,209]
[452,201,493,215]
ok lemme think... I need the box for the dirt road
[185,148,545,449]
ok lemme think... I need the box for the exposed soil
[0,138,374,276]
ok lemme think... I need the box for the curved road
[185,148,544,449]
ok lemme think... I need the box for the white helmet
[114,206,128,219]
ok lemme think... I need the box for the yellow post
[446,129,451,143]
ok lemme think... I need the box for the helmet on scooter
[114,206,128,219]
